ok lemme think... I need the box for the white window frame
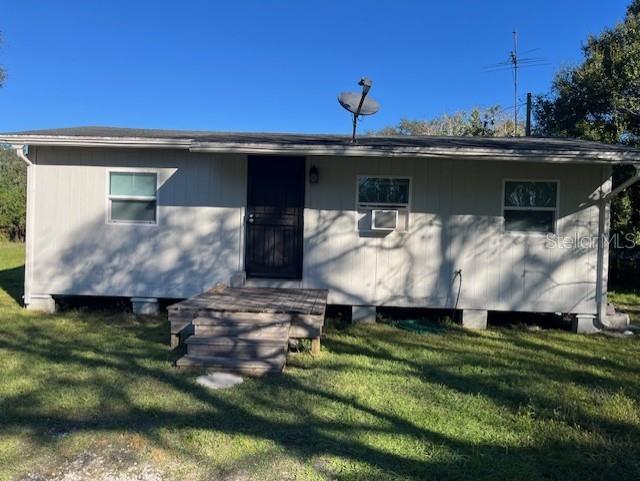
[355,175,412,233]
[502,179,560,235]
[106,168,159,225]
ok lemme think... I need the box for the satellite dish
[337,77,380,143]
[338,92,380,116]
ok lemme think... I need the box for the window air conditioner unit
[371,209,398,231]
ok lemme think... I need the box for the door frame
[244,155,306,280]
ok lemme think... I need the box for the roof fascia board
[189,142,640,164]
[1,135,639,164]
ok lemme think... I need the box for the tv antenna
[485,31,549,136]
[338,77,380,143]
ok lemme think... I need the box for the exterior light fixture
[309,165,319,184]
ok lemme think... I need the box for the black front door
[245,156,305,279]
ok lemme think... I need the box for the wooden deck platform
[169,286,328,374]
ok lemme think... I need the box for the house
[2,127,640,336]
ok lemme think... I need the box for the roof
[2,126,640,164]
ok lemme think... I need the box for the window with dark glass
[503,180,557,233]
[357,177,410,206]
[108,172,157,223]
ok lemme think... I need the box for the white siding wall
[299,156,608,314]
[30,147,246,299]
[29,147,609,315]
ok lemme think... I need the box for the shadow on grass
[2,316,640,480]
[0,263,24,306]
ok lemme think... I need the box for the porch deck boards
[171,287,327,316]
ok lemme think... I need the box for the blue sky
[0,0,630,134]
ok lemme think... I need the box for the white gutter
[12,144,32,165]
[11,145,35,307]
[602,165,640,201]
[1,135,192,149]
[595,164,640,328]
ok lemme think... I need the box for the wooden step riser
[193,312,323,331]
[187,343,287,358]
[186,336,287,348]
[195,325,289,338]
[193,312,293,325]
[178,365,283,376]
[193,319,290,330]
[176,355,286,375]
[186,336,286,347]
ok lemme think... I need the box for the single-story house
[2,127,640,335]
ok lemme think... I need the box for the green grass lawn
[2,243,640,480]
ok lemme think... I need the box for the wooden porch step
[170,287,328,374]
[194,320,290,339]
[185,336,288,358]
[176,353,287,375]
[193,311,294,324]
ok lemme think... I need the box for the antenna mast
[511,30,518,136]
[485,33,547,137]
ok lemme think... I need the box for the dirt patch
[18,449,163,481]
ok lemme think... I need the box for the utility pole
[510,31,518,136]
[525,92,532,136]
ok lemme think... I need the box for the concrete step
[185,336,287,358]
[176,353,286,375]
[194,321,289,339]
[607,312,631,329]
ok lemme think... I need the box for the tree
[535,0,640,284]
[375,105,523,137]
[0,148,26,241]
[0,34,22,241]
[0,35,21,241]
[534,1,640,143]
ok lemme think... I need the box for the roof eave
[189,141,640,164]
[2,135,639,164]
[0,135,192,149]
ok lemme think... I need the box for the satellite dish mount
[338,77,380,143]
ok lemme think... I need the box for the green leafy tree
[0,33,21,241]
[535,0,640,255]
[0,148,26,241]
[376,106,523,137]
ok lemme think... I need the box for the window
[356,176,410,232]
[108,171,157,224]
[357,176,410,207]
[503,180,558,233]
